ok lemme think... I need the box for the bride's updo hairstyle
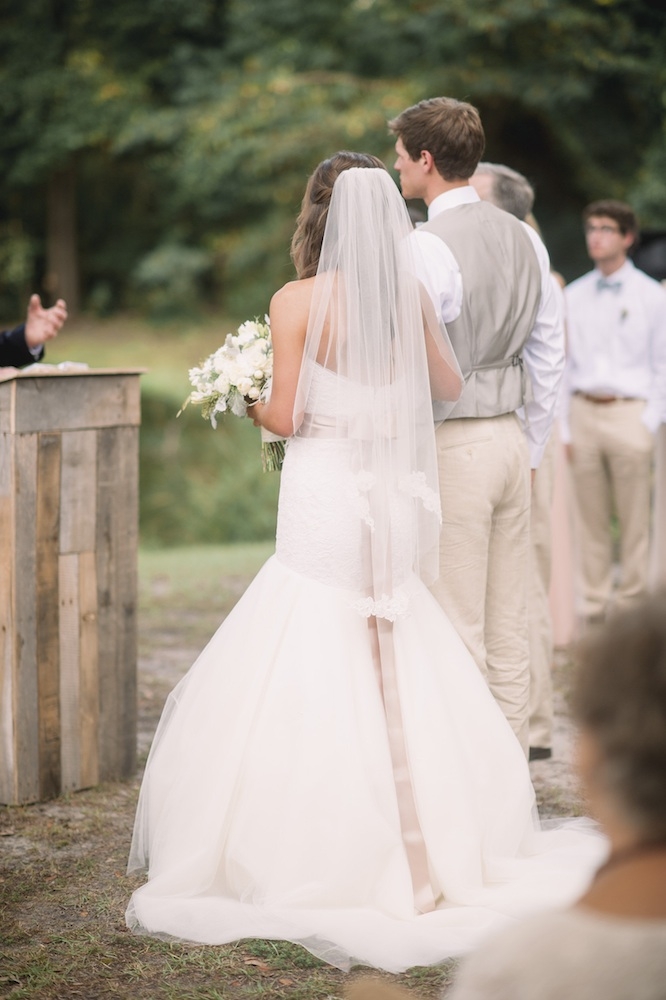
[291,151,386,279]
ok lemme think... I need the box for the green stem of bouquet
[261,439,285,473]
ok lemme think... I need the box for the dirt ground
[1,578,586,1000]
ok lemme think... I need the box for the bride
[126,152,604,972]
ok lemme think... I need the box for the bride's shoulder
[270,278,315,325]
[272,277,316,303]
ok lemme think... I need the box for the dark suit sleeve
[0,324,44,367]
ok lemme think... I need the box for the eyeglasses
[584,223,621,235]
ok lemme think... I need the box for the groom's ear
[420,150,435,173]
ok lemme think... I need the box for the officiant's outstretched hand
[24,293,67,351]
[0,293,68,369]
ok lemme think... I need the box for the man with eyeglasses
[562,199,666,625]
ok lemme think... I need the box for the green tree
[0,0,228,315]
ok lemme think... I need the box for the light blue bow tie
[597,277,622,293]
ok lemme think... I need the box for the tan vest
[422,201,541,419]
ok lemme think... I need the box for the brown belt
[576,392,640,405]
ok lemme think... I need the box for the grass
[45,312,239,404]
[139,542,275,610]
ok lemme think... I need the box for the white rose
[237,321,260,344]
[225,361,243,385]
[244,344,266,367]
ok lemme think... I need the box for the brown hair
[583,199,638,238]
[290,152,386,279]
[388,97,485,181]
[573,592,666,838]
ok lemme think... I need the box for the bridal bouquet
[181,316,285,472]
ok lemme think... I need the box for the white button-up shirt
[561,258,666,442]
[411,186,564,468]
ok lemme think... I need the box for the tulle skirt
[126,555,605,971]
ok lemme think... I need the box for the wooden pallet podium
[0,367,144,804]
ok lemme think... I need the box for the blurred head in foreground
[573,592,666,847]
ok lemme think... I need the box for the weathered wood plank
[79,551,99,788]
[0,380,15,434]
[36,432,62,800]
[58,553,80,792]
[60,430,97,554]
[0,432,12,497]
[115,426,139,779]
[14,374,141,434]
[96,426,138,781]
[0,493,15,803]
[0,431,14,799]
[13,433,39,804]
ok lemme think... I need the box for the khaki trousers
[528,433,556,749]
[548,435,577,648]
[651,424,666,587]
[570,395,654,618]
[430,414,531,755]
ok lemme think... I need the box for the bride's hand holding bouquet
[181,316,286,472]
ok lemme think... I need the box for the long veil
[292,167,462,619]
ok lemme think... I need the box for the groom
[389,98,564,754]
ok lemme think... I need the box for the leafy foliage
[0,0,665,315]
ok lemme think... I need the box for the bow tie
[597,277,622,294]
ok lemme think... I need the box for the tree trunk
[46,163,80,314]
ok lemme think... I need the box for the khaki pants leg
[569,395,614,618]
[603,400,654,609]
[651,425,666,587]
[430,415,531,754]
[548,432,577,647]
[528,433,556,750]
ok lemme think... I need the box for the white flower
[237,320,262,344]
[182,315,278,450]
[236,377,254,396]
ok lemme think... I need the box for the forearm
[521,256,565,467]
[248,399,293,438]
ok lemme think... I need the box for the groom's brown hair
[389,97,485,181]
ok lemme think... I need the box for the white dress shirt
[411,186,564,467]
[560,259,666,442]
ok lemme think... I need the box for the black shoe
[529,746,552,761]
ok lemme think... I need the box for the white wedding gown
[127,364,605,972]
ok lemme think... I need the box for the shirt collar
[427,185,480,220]
[592,259,634,283]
